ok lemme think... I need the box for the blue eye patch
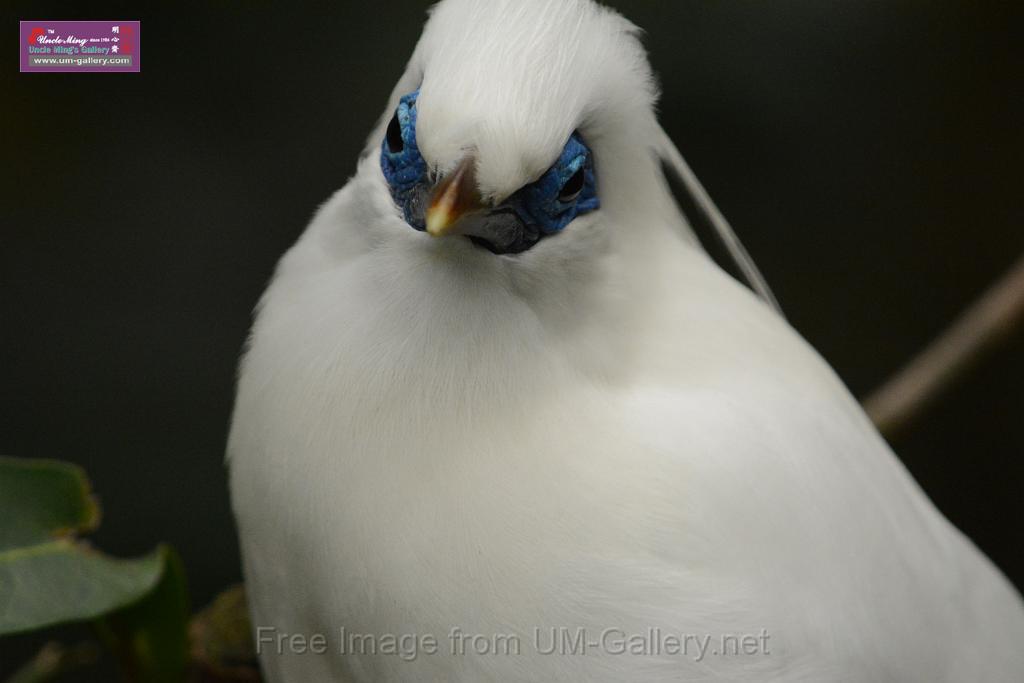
[380,89,600,252]
[503,132,599,235]
[380,90,429,230]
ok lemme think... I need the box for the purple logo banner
[20,20,140,73]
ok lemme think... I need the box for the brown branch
[4,642,98,683]
[865,253,1024,440]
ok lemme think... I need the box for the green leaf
[100,545,190,683]
[0,457,99,552]
[0,541,164,636]
[0,457,166,637]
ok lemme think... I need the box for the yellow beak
[425,156,485,237]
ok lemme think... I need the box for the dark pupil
[559,167,585,201]
[386,111,404,153]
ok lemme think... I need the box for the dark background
[2,0,1022,676]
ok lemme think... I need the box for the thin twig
[865,254,1024,440]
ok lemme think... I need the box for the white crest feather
[656,126,784,315]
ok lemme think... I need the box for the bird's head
[359,0,780,311]
[371,0,664,256]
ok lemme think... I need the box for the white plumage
[228,1,1024,680]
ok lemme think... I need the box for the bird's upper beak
[425,156,486,237]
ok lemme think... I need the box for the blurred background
[2,0,1022,677]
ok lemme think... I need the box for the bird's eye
[558,167,585,203]
[385,111,404,154]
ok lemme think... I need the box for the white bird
[228,1,1024,680]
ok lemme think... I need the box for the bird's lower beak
[425,156,485,237]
